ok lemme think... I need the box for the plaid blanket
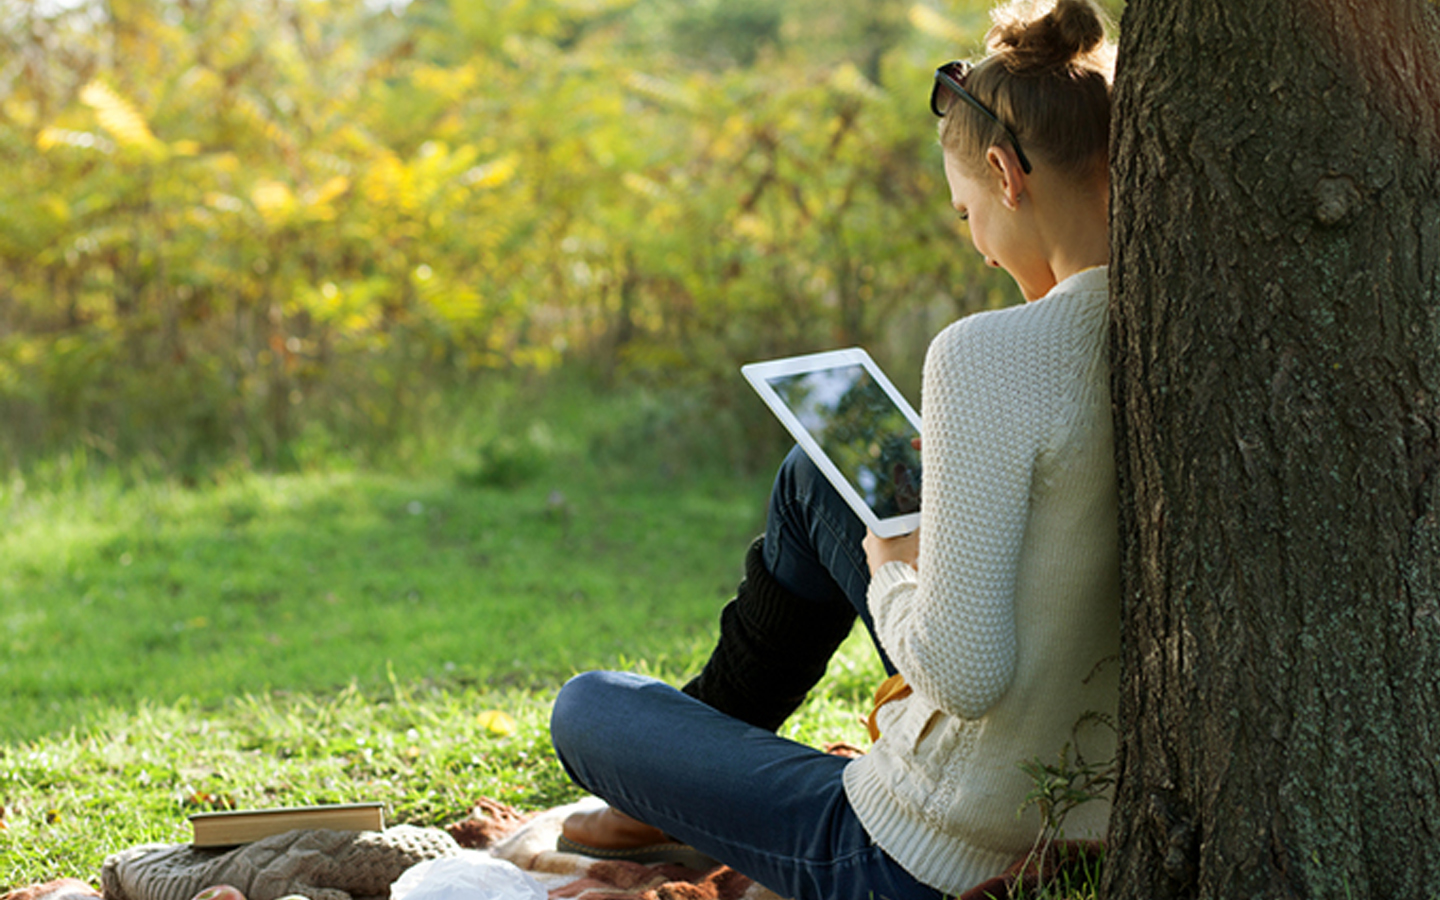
[459,798,1103,900]
[460,796,782,900]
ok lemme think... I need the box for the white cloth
[843,267,1121,894]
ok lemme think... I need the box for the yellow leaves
[212,153,243,175]
[79,81,164,158]
[909,4,971,45]
[363,153,413,211]
[412,63,479,101]
[205,192,245,214]
[302,176,352,222]
[829,63,884,102]
[731,213,772,243]
[310,176,350,205]
[476,710,516,737]
[252,180,298,224]
[177,65,224,100]
[365,143,509,225]
[235,94,296,155]
[511,344,561,371]
[209,13,261,70]
[414,265,484,324]
[39,81,203,162]
[706,114,752,163]
[249,176,351,227]
[37,129,114,154]
[624,71,697,111]
[0,191,71,254]
[294,279,388,336]
[622,172,669,201]
[560,0,635,16]
[620,171,686,229]
[8,0,987,403]
[39,194,70,224]
[11,339,41,368]
[426,288,485,324]
[3,97,37,127]
[463,154,519,190]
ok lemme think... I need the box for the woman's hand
[863,527,919,575]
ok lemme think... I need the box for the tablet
[743,348,922,538]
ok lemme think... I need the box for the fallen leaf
[476,710,516,737]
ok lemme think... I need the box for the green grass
[1,378,775,744]
[0,635,885,889]
[0,377,891,890]
[1,464,764,741]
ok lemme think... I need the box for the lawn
[0,380,890,889]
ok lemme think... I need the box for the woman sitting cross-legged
[548,1,1121,897]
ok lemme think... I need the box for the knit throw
[99,825,461,900]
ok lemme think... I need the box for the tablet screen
[760,363,921,520]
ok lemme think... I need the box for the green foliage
[1011,711,1116,900]
[0,0,1018,475]
[458,428,556,488]
[1017,712,1116,836]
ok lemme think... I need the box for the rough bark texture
[1105,1,1440,898]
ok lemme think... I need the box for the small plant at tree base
[1011,711,1115,899]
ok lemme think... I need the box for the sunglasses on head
[930,61,1033,174]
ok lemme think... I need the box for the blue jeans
[762,445,896,677]
[549,448,937,900]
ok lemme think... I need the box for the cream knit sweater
[842,266,1121,894]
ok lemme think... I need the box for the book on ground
[189,801,385,848]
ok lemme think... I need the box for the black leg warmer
[681,537,858,731]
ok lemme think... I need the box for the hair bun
[988,0,1108,73]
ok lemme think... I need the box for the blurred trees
[0,0,1018,472]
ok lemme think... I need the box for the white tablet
[743,348,922,538]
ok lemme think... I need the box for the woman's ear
[985,144,1027,210]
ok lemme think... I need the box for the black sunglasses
[930,61,1033,174]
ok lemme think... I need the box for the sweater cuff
[868,560,917,633]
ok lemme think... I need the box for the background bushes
[0,0,1058,475]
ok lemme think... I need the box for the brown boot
[558,806,718,868]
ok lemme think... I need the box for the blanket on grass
[465,798,1102,900]
[3,797,1101,900]
[468,796,781,900]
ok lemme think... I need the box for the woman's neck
[1044,179,1110,288]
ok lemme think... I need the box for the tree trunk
[1105,1,1440,898]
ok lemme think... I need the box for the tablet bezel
[743,347,922,538]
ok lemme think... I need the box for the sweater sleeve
[868,307,1056,720]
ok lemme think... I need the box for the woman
[549,1,1120,896]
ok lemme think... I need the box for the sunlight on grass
[0,628,887,887]
[0,379,911,890]
[1,396,773,744]
[0,681,574,886]
[0,379,838,887]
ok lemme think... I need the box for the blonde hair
[939,0,1114,184]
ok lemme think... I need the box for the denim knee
[552,669,609,734]
[769,445,827,515]
[550,670,609,776]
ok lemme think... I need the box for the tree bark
[1105,1,1440,898]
